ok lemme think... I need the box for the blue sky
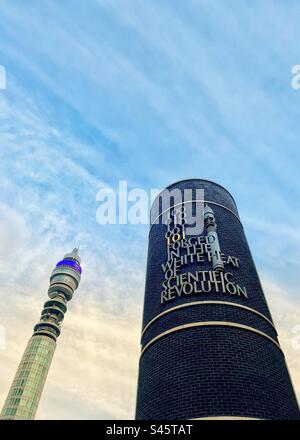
[0,0,300,419]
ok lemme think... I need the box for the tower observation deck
[0,248,82,420]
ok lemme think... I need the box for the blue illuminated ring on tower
[56,259,82,274]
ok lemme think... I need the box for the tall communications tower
[0,248,82,420]
[136,179,300,420]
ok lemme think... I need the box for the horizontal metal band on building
[141,300,277,339]
[32,331,57,342]
[140,321,282,358]
[190,416,263,420]
[150,199,242,229]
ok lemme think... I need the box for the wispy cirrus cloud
[0,0,300,418]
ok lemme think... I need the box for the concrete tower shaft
[0,249,82,420]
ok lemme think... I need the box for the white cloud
[40,296,142,419]
[0,202,30,262]
[263,278,300,403]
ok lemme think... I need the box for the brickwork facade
[135,179,300,420]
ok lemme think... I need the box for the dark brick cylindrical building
[136,179,300,420]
